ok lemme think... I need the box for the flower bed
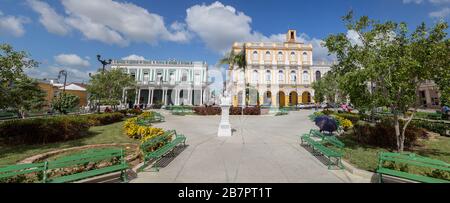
[193,107,221,115]
[123,112,167,142]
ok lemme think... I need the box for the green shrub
[335,112,361,123]
[423,169,450,181]
[243,106,261,115]
[411,119,450,136]
[193,107,221,115]
[353,119,426,149]
[84,113,124,126]
[0,116,90,145]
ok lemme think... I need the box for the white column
[175,89,179,105]
[150,89,154,105]
[147,88,152,105]
[135,89,140,105]
[163,89,168,106]
[188,89,192,106]
[200,89,204,105]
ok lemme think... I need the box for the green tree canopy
[87,68,136,108]
[52,92,80,114]
[1,44,39,109]
[324,11,449,151]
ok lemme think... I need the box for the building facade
[228,30,332,107]
[111,59,209,107]
[37,79,88,108]
[418,80,442,109]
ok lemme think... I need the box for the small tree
[0,44,39,109]
[325,11,448,152]
[8,76,46,118]
[52,92,80,114]
[312,72,340,104]
[87,68,136,111]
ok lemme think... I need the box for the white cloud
[0,13,29,37]
[26,0,70,36]
[185,1,335,61]
[346,30,364,46]
[122,54,146,60]
[27,0,191,46]
[185,1,267,53]
[54,54,90,67]
[403,0,424,4]
[429,0,450,4]
[61,0,191,45]
[429,7,450,18]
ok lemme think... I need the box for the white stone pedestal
[218,105,232,137]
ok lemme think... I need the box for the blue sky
[0,0,448,82]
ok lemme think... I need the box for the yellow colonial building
[228,30,332,107]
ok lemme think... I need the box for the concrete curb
[341,160,378,182]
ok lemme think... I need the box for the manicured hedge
[230,106,261,115]
[0,113,125,145]
[411,119,450,137]
[0,116,90,145]
[193,107,221,115]
[85,113,124,126]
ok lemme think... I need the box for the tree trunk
[393,112,402,152]
[401,109,416,151]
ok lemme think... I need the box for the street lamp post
[58,70,67,92]
[97,54,112,72]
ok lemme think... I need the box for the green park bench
[136,112,165,126]
[171,106,192,115]
[376,152,450,183]
[300,132,344,169]
[45,148,129,183]
[139,130,186,172]
[0,162,47,183]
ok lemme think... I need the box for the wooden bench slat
[377,168,450,183]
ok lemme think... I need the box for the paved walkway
[131,110,370,183]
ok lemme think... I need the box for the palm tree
[219,44,248,114]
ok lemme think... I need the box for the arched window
[290,71,297,83]
[315,71,321,81]
[290,52,296,61]
[265,51,271,61]
[278,70,284,82]
[252,70,259,83]
[302,52,308,62]
[253,51,258,61]
[303,71,309,83]
[277,51,283,61]
[266,70,271,82]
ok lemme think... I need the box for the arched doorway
[263,91,272,106]
[302,91,311,104]
[289,91,298,106]
[278,91,286,107]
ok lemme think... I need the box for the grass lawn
[338,133,450,173]
[0,121,139,166]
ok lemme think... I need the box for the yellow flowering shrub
[124,117,140,138]
[332,115,353,130]
[140,127,165,143]
[123,115,167,143]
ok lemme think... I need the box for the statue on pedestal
[218,91,232,137]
